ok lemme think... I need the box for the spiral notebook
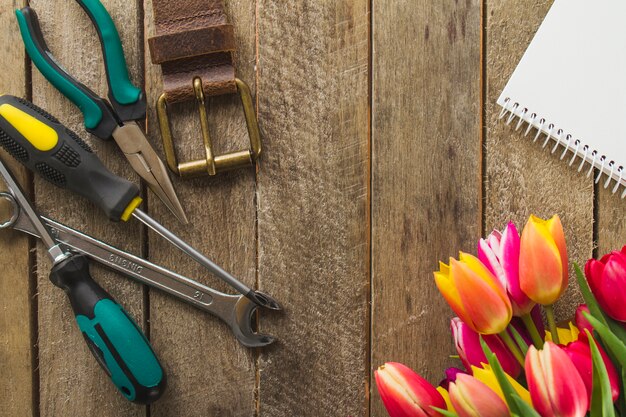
[497,0,626,197]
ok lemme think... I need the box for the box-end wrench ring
[0,192,275,348]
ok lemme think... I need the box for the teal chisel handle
[75,0,146,121]
[50,254,166,404]
[16,7,118,140]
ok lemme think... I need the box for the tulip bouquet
[375,215,626,417]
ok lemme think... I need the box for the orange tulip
[435,252,512,334]
[519,215,568,305]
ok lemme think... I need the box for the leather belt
[148,0,261,178]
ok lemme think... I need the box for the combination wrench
[0,192,274,348]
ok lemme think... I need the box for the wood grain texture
[371,1,482,415]
[597,191,626,257]
[485,0,593,321]
[29,1,145,415]
[144,0,258,415]
[256,1,370,416]
[0,1,32,416]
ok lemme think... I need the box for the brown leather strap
[148,0,237,103]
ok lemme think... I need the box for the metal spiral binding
[498,97,626,198]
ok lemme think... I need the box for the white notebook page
[497,0,626,186]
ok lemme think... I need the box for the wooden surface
[372,5,481,417]
[0,1,623,416]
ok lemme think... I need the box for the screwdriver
[0,95,280,311]
[0,144,166,403]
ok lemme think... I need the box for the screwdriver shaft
[131,208,253,297]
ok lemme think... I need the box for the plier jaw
[16,3,188,223]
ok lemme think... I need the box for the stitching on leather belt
[149,0,238,101]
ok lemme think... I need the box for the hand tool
[15,4,188,224]
[0,191,275,348]
[0,155,165,404]
[0,95,281,313]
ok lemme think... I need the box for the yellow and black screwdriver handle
[0,95,165,403]
[0,95,143,222]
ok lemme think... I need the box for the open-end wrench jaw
[231,297,276,348]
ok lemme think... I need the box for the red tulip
[574,305,593,341]
[375,362,446,417]
[449,374,509,417]
[519,215,568,305]
[563,339,620,405]
[451,318,521,377]
[585,246,626,322]
[525,342,588,417]
[478,222,535,316]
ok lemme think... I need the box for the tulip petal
[435,271,472,326]
[520,216,565,305]
[471,365,532,407]
[452,318,521,377]
[452,258,512,334]
[375,363,446,417]
[546,215,568,291]
[595,256,626,321]
[526,343,588,417]
[450,374,509,417]
[436,387,455,413]
[501,223,535,315]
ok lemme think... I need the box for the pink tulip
[479,222,535,316]
[451,318,521,377]
[449,374,509,417]
[585,246,626,322]
[375,362,446,417]
[525,342,588,417]
[438,367,467,390]
[574,305,593,341]
[563,339,620,405]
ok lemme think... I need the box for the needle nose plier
[15,2,188,224]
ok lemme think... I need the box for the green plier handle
[16,1,145,140]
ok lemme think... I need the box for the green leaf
[588,330,616,417]
[618,366,626,417]
[575,263,626,344]
[509,325,529,356]
[575,264,610,326]
[511,394,542,417]
[431,407,459,417]
[480,337,523,416]
[584,313,626,369]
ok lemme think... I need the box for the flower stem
[545,304,560,345]
[521,313,544,348]
[499,328,526,366]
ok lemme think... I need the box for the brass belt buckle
[156,77,262,178]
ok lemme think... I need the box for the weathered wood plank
[29,1,145,415]
[256,1,370,416]
[144,0,257,416]
[485,0,593,322]
[0,1,32,416]
[597,190,626,260]
[371,1,482,415]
